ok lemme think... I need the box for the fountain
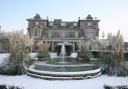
[27,42,101,80]
[61,43,66,63]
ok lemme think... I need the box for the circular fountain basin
[27,59,101,80]
[34,61,98,72]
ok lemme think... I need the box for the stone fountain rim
[34,61,96,67]
[29,65,101,75]
[57,41,73,46]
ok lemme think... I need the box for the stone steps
[26,66,102,80]
[27,72,102,80]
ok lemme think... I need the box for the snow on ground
[0,75,128,89]
[49,53,57,58]
[28,52,78,59]
[29,52,37,58]
[0,53,128,89]
[0,53,9,64]
[70,53,78,58]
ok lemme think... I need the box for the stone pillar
[51,42,54,52]
[78,42,81,51]
[73,42,75,52]
[53,42,55,52]
[40,29,41,38]
[51,42,53,52]
[76,43,78,51]
[74,42,76,51]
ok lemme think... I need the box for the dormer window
[49,22,53,26]
[73,23,77,26]
[87,22,92,26]
[36,21,39,25]
[61,22,66,26]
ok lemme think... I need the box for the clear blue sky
[0,0,128,41]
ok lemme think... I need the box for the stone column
[51,42,53,52]
[78,41,81,51]
[73,42,75,52]
[51,42,54,52]
[40,29,42,38]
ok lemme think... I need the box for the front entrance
[47,41,79,53]
[55,42,73,56]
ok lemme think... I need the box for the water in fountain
[61,43,66,63]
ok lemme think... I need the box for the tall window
[61,32,65,38]
[75,32,78,38]
[33,26,39,37]
[84,29,96,39]
[35,29,38,36]
[48,31,52,38]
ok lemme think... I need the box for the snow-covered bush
[77,50,93,62]
[0,84,24,89]
[24,59,35,68]
[104,84,128,89]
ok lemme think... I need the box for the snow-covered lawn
[0,75,128,89]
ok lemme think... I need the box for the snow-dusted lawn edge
[0,75,128,89]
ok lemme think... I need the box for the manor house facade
[27,14,100,52]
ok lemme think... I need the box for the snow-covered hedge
[104,85,128,89]
[0,84,24,89]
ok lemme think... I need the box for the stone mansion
[27,14,100,52]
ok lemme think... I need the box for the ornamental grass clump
[0,30,34,75]
[37,41,50,60]
[100,30,128,76]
